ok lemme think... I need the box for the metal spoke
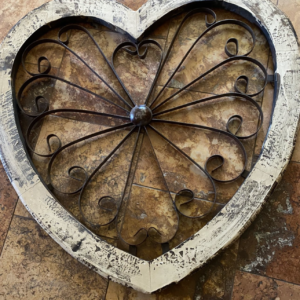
[117,130,147,247]
[153,92,263,139]
[148,8,217,108]
[142,126,179,242]
[77,126,140,227]
[112,39,164,107]
[17,74,130,115]
[26,108,130,155]
[28,121,132,157]
[147,125,217,218]
[152,56,267,112]
[23,26,134,109]
[77,126,137,226]
[46,124,135,194]
[149,120,247,183]
[149,16,256,109]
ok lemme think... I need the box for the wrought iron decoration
[16,8,266,255]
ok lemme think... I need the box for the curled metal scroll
[16,7,268,256]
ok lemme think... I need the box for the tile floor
[1,0,300,299]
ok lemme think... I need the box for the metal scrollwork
[16,7,267,255]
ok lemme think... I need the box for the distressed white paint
[0,0,299,294]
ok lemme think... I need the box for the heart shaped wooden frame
[0,0,299,293]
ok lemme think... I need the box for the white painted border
[0,0,299,293]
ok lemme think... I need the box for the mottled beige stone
[24,28,66,68]
[120,185,178,245]
[0,0,50,42]
[156,8,270,100]
[232,271,300,300]
[0,216,108,300]
[237,162,300,285]
[0,164,18,255]
[117,0,148,11]
[291,136,300,162]
[278,0,300,34]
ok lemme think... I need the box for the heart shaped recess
[0,0,299,294]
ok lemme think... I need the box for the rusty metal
[15,7,267,255]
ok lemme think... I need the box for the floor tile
[14,62,60,109]
[291,135,300,162]
[48,28,167,119]
[237,162,300,285]
[0,163,18,255]
[151,86,261,139]
[146,20,170,39]
[278,0,300,34]
[232,271,300,300]
[116,0,148,11]
[119,184,178,247]
[0,215,108,300]
[0,0,49,43]
[193,241,239,300]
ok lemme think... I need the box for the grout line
[156,85,264,103]
[287,159,300,164]
[240,269,300,288]
[102,280,110,300]
[156,84,218,96]
[230,271,238,299]
[132,182,169,193]
[229,240,240,300]
[132,183,225,206]
[0,196,19,258]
